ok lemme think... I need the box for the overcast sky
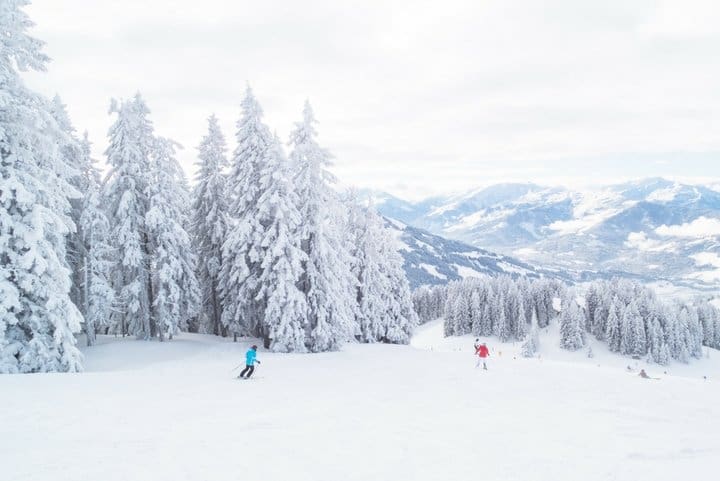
[23,0,720,200]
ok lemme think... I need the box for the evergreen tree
[219,86,273,339]
[350,205,417,344]
[376,210,418,343]
[605,299,622,352]
[516,298,528,340]
[559,294,585,351]
[470,290,483,335]
[351,205,390,343]
[289,101,355,352]
[145,137,201,340]
[48,95,86,311]
[77,134,114,346]
[191,115,229,335]
[521,309,540,358]
[452,293,471,337]
[0,0,83,372]
[494,294,509,342]
[104,95,153,338]
[254,136,308,352]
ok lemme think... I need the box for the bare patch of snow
[454,264,486,279]
[419,263,447,280]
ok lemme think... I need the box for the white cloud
[655,217,720,238]
[625,232,675,252]
[690,252,720,268]
[21,0,720,196]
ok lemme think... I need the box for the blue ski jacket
[245,349,257,366]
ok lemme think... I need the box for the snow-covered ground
[2,324,719,481]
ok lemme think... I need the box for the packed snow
[2,326,718,481]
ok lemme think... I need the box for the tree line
[413,277,720,364]
[1,2,416,373]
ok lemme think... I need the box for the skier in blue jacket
[238,345,261,379]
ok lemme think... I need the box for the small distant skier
[474,339,490,370]
[238,345,261,379]
[639,369,650,379]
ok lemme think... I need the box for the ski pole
[230,363,243,372]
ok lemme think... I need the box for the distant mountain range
[384,218,573,289]
[373,178,720,292]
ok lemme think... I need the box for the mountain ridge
[370,178,720,291]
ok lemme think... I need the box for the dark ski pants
[239,365,255,378]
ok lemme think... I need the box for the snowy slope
[2,332,718,481]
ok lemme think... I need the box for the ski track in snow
[1,327,719,481]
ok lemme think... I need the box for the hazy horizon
[22,0,720,200]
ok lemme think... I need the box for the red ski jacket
[475,345,490,358]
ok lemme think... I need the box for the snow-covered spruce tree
[103,95,154,338]
[0,0,83,372]
[290,101,355,352]
[254,135,308,352]
[375,211,418,343]
[219,87,273,340]
[350,205,391,343]
[521,308,540,358]
[77,133,115,345]
[585,282,605,337]
[620,301,645,357]
[516,298,528,340]
[145,138,201,340]
[559,294,585,351]
[191,115,229,335]
[604,298,622,353]
[469,289,483,335]
[443,284,457,337]
[452,289,471,336]
[48,95,86,309]
[493,294,510,342]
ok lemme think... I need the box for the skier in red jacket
[474,339,490,370]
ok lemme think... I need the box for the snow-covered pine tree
[521,308,540,358]
[191,115,229,336]
[289,101,355,352]
[1,0,83,372]
[585,283,602,334]
[350,204,390,343]
[103,95,154,338]
[453,289,471,337]
[516,298,528,340]
[605,298,622,352]
[494,294,510,342]
[349,204,417,344]
[48,95,87,310]
[77,133,115,345]
[254,135,308,352]
[219,86,273,340]
[647,316,663,364]
[627,301,646,358]
[443,284,458,337]
[559,294,585,351]
[470,289,483,335]
[377,218,418,344]
[145,137,201,340]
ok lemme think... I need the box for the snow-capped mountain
[374,179,720,291]
[384,218,573,289]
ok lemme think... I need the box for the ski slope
[1,325,719,481]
